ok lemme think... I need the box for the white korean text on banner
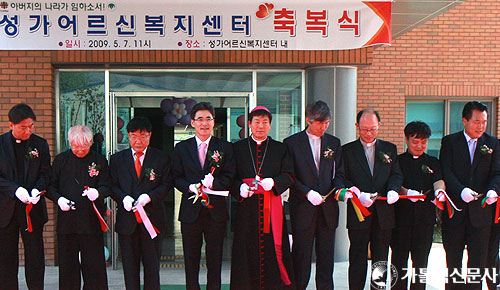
[0,0,392,50]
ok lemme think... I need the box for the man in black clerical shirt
[391,121,445,290]
[0,103,51,290]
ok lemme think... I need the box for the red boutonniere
[25,147,39,160]
[88,162,100,177]
[480,144,493,155]
[323,147,334,160]
[145,168,157,181]
[378,151,392,164]
[208,150,224,169]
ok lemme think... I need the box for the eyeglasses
[129,133,151,140]
[193,117,214,123]
[359,128,379,134]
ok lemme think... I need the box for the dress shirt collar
[463,131,477,143]
[195,135,212,148]
[306,131,321,140]
[131,147,148,158]
[360,139,377,148]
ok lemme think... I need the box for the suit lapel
[471,134,485,171]
[139,148,156,183]
[458,133,473,169]
[126,149,138,182]
[205,137,218,173]
[24,136,33,180]
[373,141,383,180]
[353,140,372,179]
[189,137,204,172]
[318,134,328,179]
[300,131,319,178]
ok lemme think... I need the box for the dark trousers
[0,212,45,290]
[486,227,500,290]
[292,211,335,290]
[119,225,164,290]
[391,224,434,290]
[58,232,108,290]
[348,219,392,290]
[181,207,227,290]
[442,218,490,290]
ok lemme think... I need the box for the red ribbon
[25,190,45,232]
[134,209,160,233]
[84,186,109,232]
[241,177,291,286]
[481,196,500,224]
[349,192,372,217]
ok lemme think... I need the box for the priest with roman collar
[230,106,295,290]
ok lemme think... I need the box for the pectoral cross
[252,175,260,191]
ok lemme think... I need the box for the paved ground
[18,243,492,289]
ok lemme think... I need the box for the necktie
[199,142,207,168]
[134,151,143,178]
[469,139,477,164]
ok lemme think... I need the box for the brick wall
[0,50,56,264]
[358,0,500,151]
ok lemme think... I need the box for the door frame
[107,91,253,269]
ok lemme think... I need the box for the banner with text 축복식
[0,0,392,50]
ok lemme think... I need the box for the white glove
[486,190,498,205]
[387,190,399,205]
[349,186,361,197]
[29,188,41,205]
[189,183,200,193]
[407,189,421,203]
[123,195,134,211]
[461,188,475,203]
[260,178,274,191]
[240,183,251,198]
[137,194,151,207]
[15,187,30,204]
[82,187,99,201]
[359,192,374,208]
[344,191,353,201]
[57,196,72,212]
[435,189,446,202]
[307,190,323,206]
[201,173,214,189]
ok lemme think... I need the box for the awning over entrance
[392,0,467,38]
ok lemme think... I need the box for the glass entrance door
[108,92,250,269]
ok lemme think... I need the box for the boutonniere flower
[421,164,434,174]
[323,147,334,160]
[378,151,392,164]
[88,162,100,177]
[25,147,39,160]
[480,144,493,155]
[145,168,157,181]
[208,150,224,168]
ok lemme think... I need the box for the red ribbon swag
[241,178,291,286]
[25,190,45,232]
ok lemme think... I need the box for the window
[58,71,106,154]
[406,99,495,158]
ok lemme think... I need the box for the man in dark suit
[47,125,109,290]
[0,103,50,290]
[173,102,235,290]
[110,117,172,290]
[342,108,403,290]
[284,101,345,290]
[439,101,500,290]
